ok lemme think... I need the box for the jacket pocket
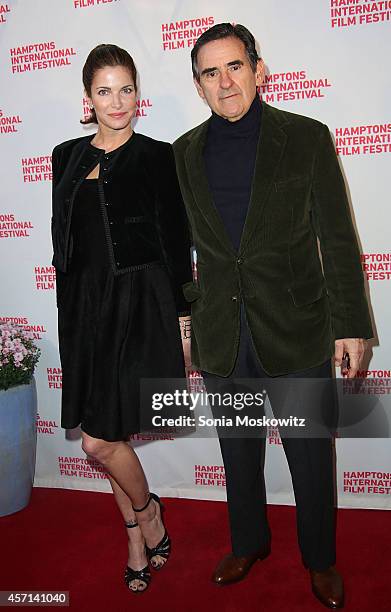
[288,278,326,307]
[182,281,201,303]
[275,175,309,192]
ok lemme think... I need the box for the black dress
[57,176,187,441]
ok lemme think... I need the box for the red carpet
[0,488,389,611]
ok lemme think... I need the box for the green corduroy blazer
[173,103,373,376]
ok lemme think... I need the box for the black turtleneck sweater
[203,95,262,252]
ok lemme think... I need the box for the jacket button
[109,221,113,225]
[231,296,238,302]
[237,258,243,265]
[104,155,109,160]
[116,261,120,266]
[105,201,109,206]
[113,241,117,246]
[104,179,108,184]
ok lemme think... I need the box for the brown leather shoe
[212,545,270,585]
[309,566,344,608]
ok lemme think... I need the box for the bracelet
[180,319,191,340]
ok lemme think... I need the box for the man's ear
[194,77,206,100]
[255,59,265,87]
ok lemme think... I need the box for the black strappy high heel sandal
[133,493,171,570]
[123,521,151,593]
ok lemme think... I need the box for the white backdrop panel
[0,0,390,509]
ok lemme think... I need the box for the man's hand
[334,338,366,378]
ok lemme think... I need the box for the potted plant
[0,323,41,517]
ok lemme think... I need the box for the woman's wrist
[179,318,191,340]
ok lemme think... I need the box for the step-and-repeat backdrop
[0,1,390,509]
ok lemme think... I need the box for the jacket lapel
[185,120,235,254]
[184,103,288,255]
[239,103,288,253]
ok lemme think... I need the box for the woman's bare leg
[81,433,149,504]
[81,432,166,580]
[106,475,148,591]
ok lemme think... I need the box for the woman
[51,44,192,593]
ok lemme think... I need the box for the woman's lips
[108,112,127,118]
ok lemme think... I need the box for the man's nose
[219,70,234,89]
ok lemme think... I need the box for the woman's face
[87,65,137,132]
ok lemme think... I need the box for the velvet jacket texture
[51,132,192,315]
[174,102,373,376]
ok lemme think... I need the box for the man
[173,23,373,609]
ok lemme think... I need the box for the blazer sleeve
[51,144,64,306]
[155,143,193,316]
[311,124,373,340]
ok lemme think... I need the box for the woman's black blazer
[51,132,192,315]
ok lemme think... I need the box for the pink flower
[1,322,40,385]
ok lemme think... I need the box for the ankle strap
[132,493,152,513]
[125,520,139,528]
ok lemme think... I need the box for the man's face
[194,36,264,122]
